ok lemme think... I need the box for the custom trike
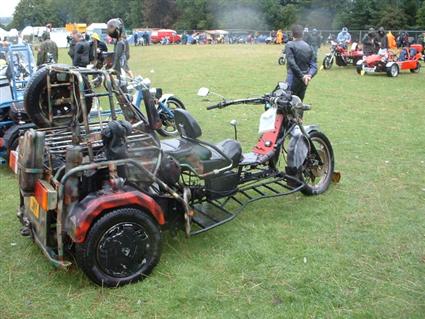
[356,44,423,77]
[322,40,363,70]
[16,65,337,287]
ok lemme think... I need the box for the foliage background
[5,0,425,31]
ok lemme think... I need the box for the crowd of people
[28,19,425,108]
[36,19,133,77]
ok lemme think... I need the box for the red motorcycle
[356,44,423,77]
[322,41,363,70]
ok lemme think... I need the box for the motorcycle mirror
[278,82,289,90]
[155,88,163,99]
[197,87,210,97]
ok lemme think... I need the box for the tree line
[6,0,425,31]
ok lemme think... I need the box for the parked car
[150,29,181,44]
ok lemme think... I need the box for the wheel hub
[96,222,150,278]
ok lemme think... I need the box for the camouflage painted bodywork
[65,186,165,243]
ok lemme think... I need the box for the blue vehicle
[0,44,36,161]
[128,76,185,137]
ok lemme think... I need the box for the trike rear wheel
[410,62,421,73]
[75,207,162,287]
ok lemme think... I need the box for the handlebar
[207,94,312,113]
[207,97,265,110]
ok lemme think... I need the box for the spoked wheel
[157,96,185,137]
[278,56,286,65]
[386,64,399,77]
[75,208,162,287]
[322,56,333,70]
[300,131,335,196]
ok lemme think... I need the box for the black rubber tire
[300,131,335,196]
[278,57,286,65]
[5,134,19,163]
[75,207,162,287]
[356,65,363,75]
[157,96,186,137]
[410,62,421,73]
[322,56,333,70]
[24,66,93,128]
[386,64,399,77]
[335,55,347,67]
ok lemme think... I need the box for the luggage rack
[43,65,146,163]
[190,173,304,236]
[41,122,161,169]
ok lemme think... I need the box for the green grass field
[1,44,425,318]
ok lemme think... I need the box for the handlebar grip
[207,104,221,110]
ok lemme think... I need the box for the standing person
[337,27,351,46]
[122,34,133,77]
[106,18,131,76]
[68,30,79,61]
[276,29,283,44]
[36,31,58,66]
[303,28,312,45]
[362,28,379,56]
[90,33,107,67]
[133,32,138,46]
[387,31,397,50]
[376,27,388,50]
[285,24,317,102]
[310,28,321,60]
[72,32,90,67]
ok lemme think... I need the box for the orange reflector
[34,180,57,211]
[9,150,18,174]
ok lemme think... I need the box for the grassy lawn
[1,44,425,318]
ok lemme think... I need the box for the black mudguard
[3,123,36,150]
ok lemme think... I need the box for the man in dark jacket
[72,33,90,67]
[310,28,322,60]
[285,24,317,101]
[37,31,58,66]
[68,30,78,60]
[362,28,379,56]
[376,27,388,50]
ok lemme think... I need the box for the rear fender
[386,61,397,68]
[159,94,174,104]
[286,125,319,169]
[65,187,166,243]
[356,59,364,66]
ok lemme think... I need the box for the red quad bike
[15,66,338,287]
[322,41,363,70]
[356,44,423,77]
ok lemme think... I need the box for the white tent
[50,29,68,48]
[87,23,107,32]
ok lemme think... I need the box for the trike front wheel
[300,131,335,196]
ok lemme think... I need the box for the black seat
[162,110,243,174]
[174,109,202,139]
[215,139,242,168]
